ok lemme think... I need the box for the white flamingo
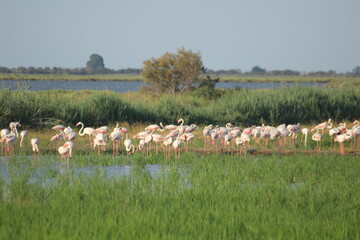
[301,128,309,148]
[76,122,97,148]
[30,138,40,159]
[20,130,29,147]
[311,129,323,154]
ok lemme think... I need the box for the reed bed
[1,87,360,129]
[0,153,359,239]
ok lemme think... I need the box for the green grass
[0,152,359,240]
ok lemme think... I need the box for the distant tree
[353,66,360,75]
[0,66,11,73]
[86,54,105,74]
[142,48,204,93]
[251,66,266,74]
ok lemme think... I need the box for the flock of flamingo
[1,118,360,161]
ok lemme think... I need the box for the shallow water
[0,79,326,93]
[0,156,174,186]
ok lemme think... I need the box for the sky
[0,0,359,73]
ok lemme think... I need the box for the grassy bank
[0,87,360,128]
[2,73,360,84]
[0,153,359,239]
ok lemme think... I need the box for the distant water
[0,79,326,93]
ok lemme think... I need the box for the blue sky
[1,0,359,73]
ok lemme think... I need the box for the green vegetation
[142,47,204,93]
[1,86,360,128]
[2,73,360,85]
[0,153,359,239]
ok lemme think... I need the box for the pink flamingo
[180,133,195,152]
[334,133,351,155]
[151,133,166,155]
[110,128,123,154]
[313,119,332,134]
[52,125,66,132]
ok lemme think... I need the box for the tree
[86,54,105,74]
[142,48,204,93]
[353,66,360,75]
[251,66,266,74]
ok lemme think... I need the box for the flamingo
[314,119,332,134]
[65,131,77,141]
[58,146,70,160]
[151,133,166,155]
[277,124,290,147]
[124,133,134,156]
[63,141,74,158]
[288,123,301,147]
[202,124,213,152]
[110,128,123,154]
[125,144,135,156]
[180,132,195,152]
[160,122,178,131]
[30,138,40,159]
[301,128,309,148]
[240,132,251,151]
[76,122,97,148]
[19,130,29,147]
[334,133,352,155]
[145,123,164,132]
[1,123,20,156]
[50,132,65,143]
[328,126,342,148]
[58,142,73,169]
[184,124,198,133]
[260,129,271,149]
[143,133,153,155]
[210,128,219,153]
[311,129,323,154]
[96,126,109,134]
[234,137,244,156]
[9,122,21,131]
[93,133,109,155]
[223,133,233,153]
[1,128,10,154]
[52,125,66,132]
[162,137,173,159]
[172,133,182,159]
[349,122,360,148]
[138,139,147,155]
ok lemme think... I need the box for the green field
[1,77,360,239]
[1,151,359,240]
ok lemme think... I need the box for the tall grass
[0,153,359,239]
[1,87,360,128]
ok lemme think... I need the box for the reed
[1,87,360,129]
